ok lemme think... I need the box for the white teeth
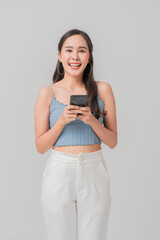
[69,64,81,67]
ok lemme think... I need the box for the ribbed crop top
[49,81,105,147]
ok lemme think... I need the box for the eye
[66,50,86,53]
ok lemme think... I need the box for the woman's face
[58,34,90,77]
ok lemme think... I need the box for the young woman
[34,29,118,240]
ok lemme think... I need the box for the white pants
[40,149,112,240]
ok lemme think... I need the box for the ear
[58,52,62,63]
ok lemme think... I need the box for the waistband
[48,149,104,164]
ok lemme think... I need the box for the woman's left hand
[76,107,95,125]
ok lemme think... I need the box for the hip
[41,148,112,213]
[42,148,110,183]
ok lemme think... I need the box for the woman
[34,29,118,240]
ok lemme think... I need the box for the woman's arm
[90,82,118,149]
[34,87,66,154]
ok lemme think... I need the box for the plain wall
[0,0,160,239]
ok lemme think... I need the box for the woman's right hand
[59,105,80,125]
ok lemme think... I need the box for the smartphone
[70,95,87,115]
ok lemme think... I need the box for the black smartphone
[70,95,87,115]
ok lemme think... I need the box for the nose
[72,51,80,60]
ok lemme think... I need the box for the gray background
[0,0,160,239]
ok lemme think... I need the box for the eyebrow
[64,46,87,50]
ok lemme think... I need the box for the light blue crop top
[49,81,105,147]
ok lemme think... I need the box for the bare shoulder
[97,81,114,103]
[38,85,52,97]
[98,81,111,91]
[34,86,53,116]
[36,85,52,105]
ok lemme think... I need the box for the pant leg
[40,157,78,240]
[77,155,112,240]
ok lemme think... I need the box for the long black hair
[52,29,107,120]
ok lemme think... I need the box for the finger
[68,105,80,110]
[79,107,89,111]
[69,108,77,112]
[68,112,77,116]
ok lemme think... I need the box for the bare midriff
[52,144,101,154]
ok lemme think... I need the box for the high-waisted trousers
[40,149,112,240]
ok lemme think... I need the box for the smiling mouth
[68,63,81,69]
